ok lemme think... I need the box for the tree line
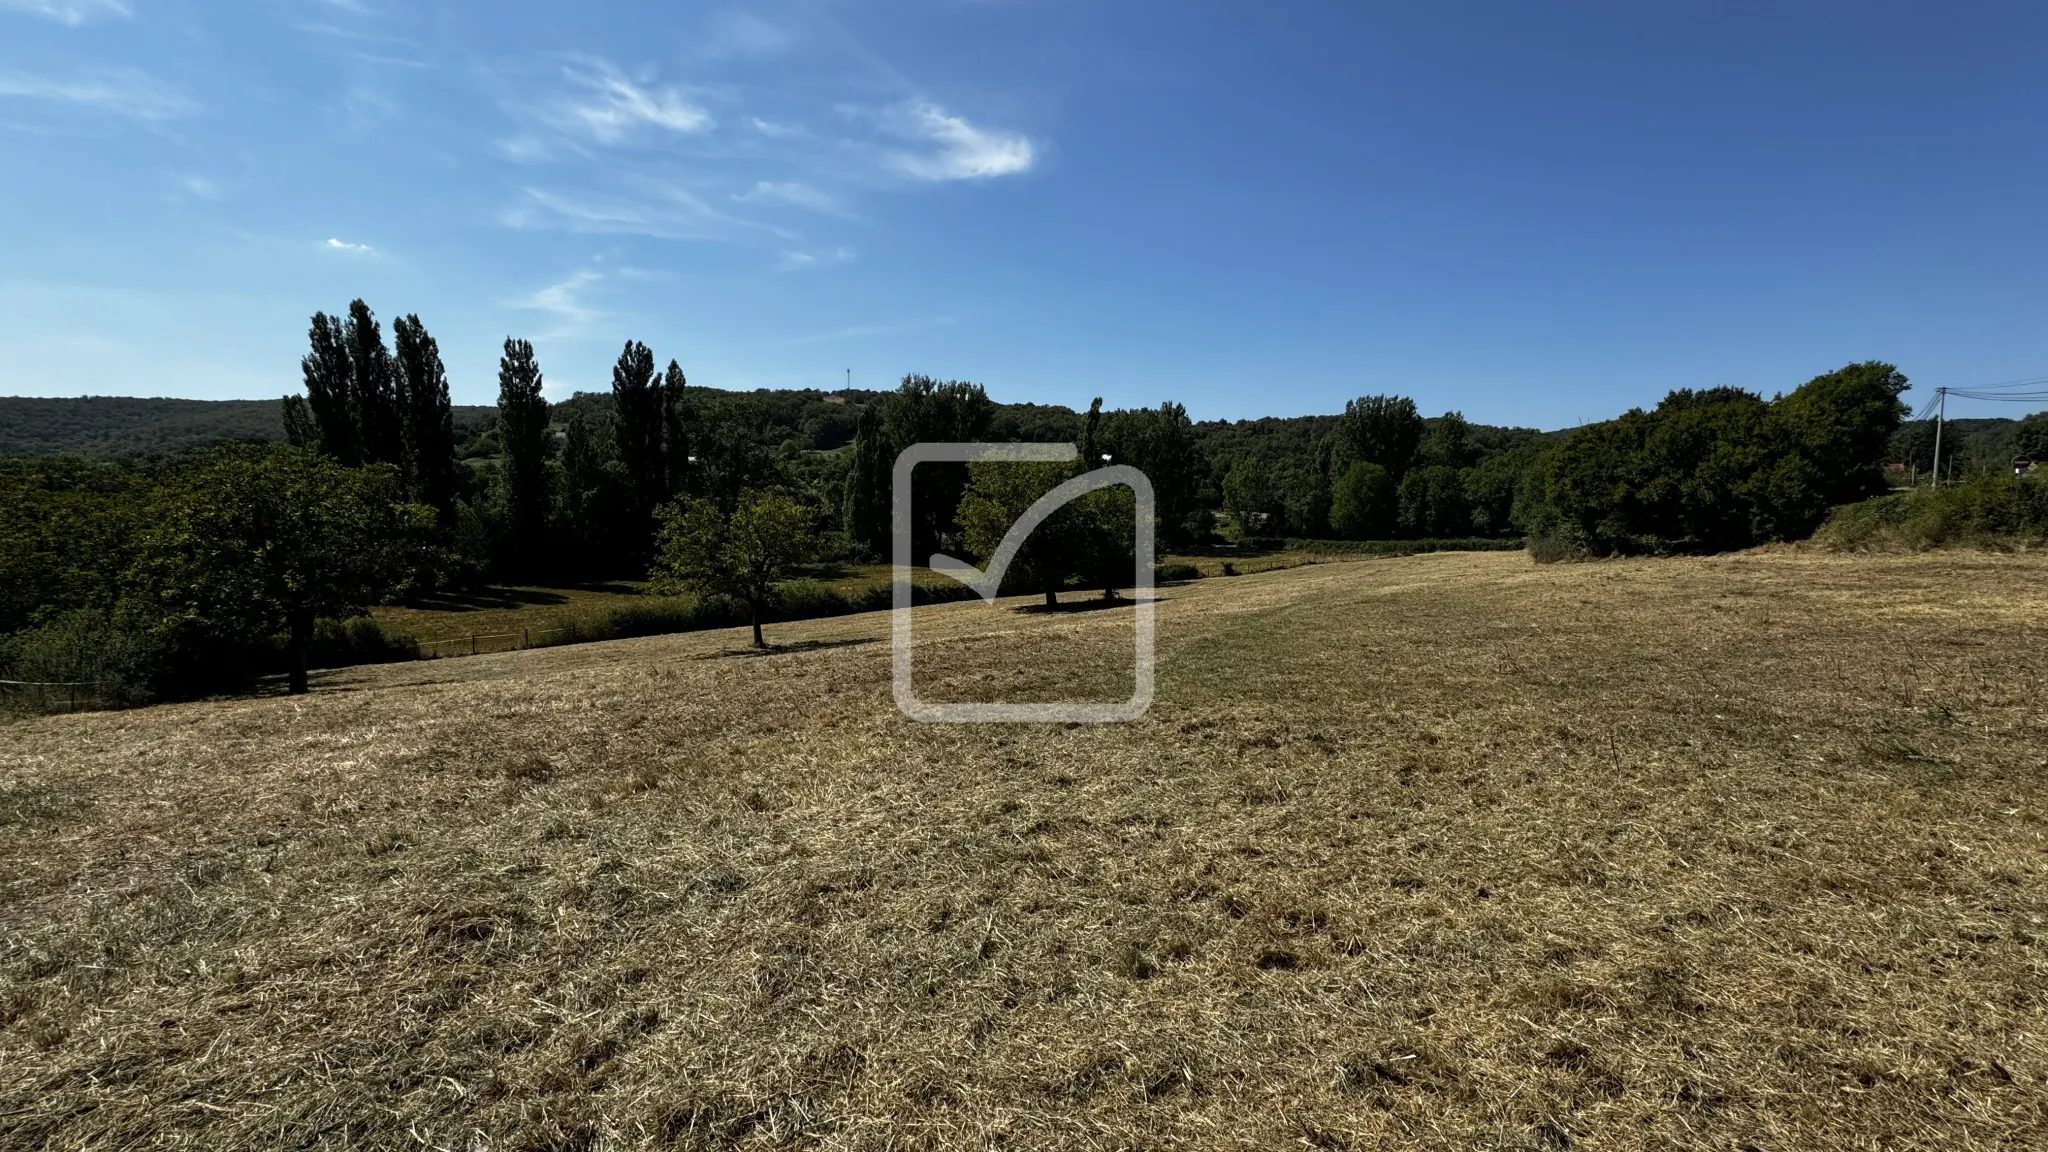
[2,305,1931,704]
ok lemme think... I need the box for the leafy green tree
[842,405,890,557]
[345,300,405,469]
[1464,447,1539,536]
[1340,395,1425,481]
[1221,456,1276,537]
[1329,460,1395,538]
[1770,361,1910,505]
[2015,416,2048,465]
[1397,465,1471,536]
[957,461,1134,605]
[392,314,458,531]
[496,338,552,577]
[301,312,357,465]
[695,397,778,514]
[1420,411,1474,469]
[885,375,994,556]
[1528,365,1902,556]
[131,446,434,694]
[1100,401,1204,545]
[556,407,630,574]
[654,491,815,648]
[281,394,320,451]
[0,457,150,634]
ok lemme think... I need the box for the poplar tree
[301,312,357,466]
[611,340,663,560]
[345,300,404,469]
[497,338,552,575]
[842,404,890,556]
[392,314,458,531]
[661,358,690,498]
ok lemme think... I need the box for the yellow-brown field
[3,549,2046,1150]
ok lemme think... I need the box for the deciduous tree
[654,491,815,648]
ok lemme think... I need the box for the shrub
[1816,476,2048,551]
[1154,562,1202,583]
[1526,533,1586,564]
[306,616,420,669]
[0,608,166,707]
[1283,537,1525,556]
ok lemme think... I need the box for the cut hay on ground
[3,550,2046,1149]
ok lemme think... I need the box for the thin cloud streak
[736,180,847,216]
[551,59,712,143]
[0,0,130,25]
[886,101,1033,181]
[506,269,605,344]
[0,68,197,121]
[506,185,794,243]
[779,246,855,271]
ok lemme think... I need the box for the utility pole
[1931,387,1947,487]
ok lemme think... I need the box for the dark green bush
[1817,476,2048,551]
[1154,562,1202,583]
[0,608,166,707]
[1283,537,1525,556]
[305,616,420,669]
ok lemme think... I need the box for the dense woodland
[7,297,2048,704]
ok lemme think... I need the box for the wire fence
[0,679,104,713]
[413,627,574,658]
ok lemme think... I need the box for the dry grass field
[3,549,2047,1150]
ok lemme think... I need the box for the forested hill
[0,396,498,457]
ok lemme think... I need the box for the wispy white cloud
[324,237,374,253]
[747,115,802,138]
[0,0,130,25]
[549,59,712,143]
[792,316,955,344]
[0,68,196,121]
[506,184,791,243]
[507,269,604,346]
[736,180,845,216]
[883,101,1033,181]
[778,246,855,271]
[178,175,221,200]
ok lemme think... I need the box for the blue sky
[4,1,2047,428]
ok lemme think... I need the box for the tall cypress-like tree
[611,341,662,506]
[281,394,321,451]
[1079,397,1104,470]
[301,312,357,466]
[392,313,458,531]
[497,338,552,576]
[345,300,405,469]
[661,358,690,499]
[843,404,890,556]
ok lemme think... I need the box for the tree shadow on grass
[1012,594,1166,615]
[398,581,645,613]
[695,638,880,661]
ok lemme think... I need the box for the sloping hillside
[0,397,499,457]
[3,551,2045,1149]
